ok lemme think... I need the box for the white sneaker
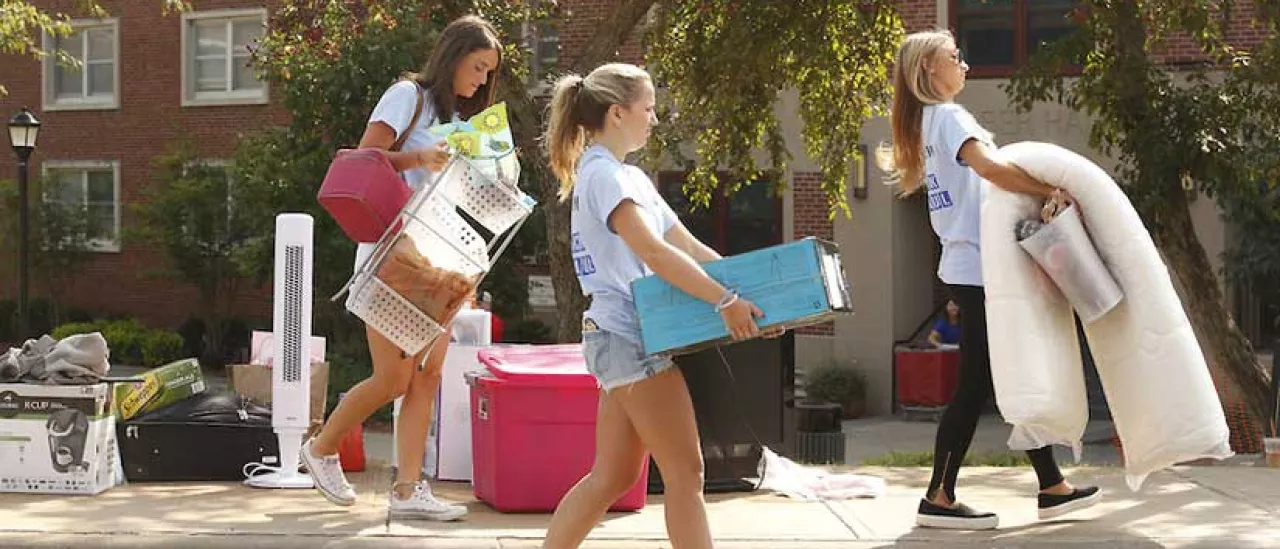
[299,438,356,506]
[388,481,468,521]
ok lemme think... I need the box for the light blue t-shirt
[570,144,679,344]
[922,103,993,287]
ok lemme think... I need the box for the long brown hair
[406,15,502,120]
[879,30,956,196]
[543,63,651,201]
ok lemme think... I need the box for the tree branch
[569,0,658,73]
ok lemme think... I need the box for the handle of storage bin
[465,372,489,421]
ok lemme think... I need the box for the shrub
[141,331,187,367]
[51,318,188,367]
[505,319,555,344]
[804,360,868,419]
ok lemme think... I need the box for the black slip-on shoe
[916,498,1000,530]
[1038,485,1102,520]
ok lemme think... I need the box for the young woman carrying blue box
[540,62,781,549]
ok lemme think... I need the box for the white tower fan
[245,213,316,489]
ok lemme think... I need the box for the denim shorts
[582,319,675,392]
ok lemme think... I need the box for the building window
[182,9,267,106]
[951,0,1078,76]
[1234,275,1280,352]
[658,174,782,255]
[179,159,237,234]
[527,21,561,92]
[41,161,121,252]
[42,19,119,111]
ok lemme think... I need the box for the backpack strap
[390,83,426,152]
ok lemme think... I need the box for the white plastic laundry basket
[338,153,535,356]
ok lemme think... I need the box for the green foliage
[505,318,554,344]
[233,2,446,312]
[0,177,105,330]
[323,334,390,422]
[140,330,186,368]
[804,359,867,418]
[644,0,902,215]
[131,140,254,366]
[134,141,250,286]
[52,318,186,367]
[0,298,78,344]
[1005,2,1279,214]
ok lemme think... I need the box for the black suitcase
[117,391,280,482]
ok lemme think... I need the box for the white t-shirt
[571,144,680,344]
[922,103,994,287]
[353,80,460,272]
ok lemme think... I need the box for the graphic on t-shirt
[571,231,596,276]
[925,173,954,212]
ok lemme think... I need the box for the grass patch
[862,450,1034,467]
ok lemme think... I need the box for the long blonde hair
[543,63,652,201]
[879,30,956,196]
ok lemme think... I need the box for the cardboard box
[249,331,327,366]
[0,383,123,495]
[112,358,206,421]
[631,238,853,356]
[226,363,330,429]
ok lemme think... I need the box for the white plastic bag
[756,447,885,501]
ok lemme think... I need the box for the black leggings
[926,284,1065,503]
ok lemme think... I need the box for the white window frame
[41,18,121,111]
[40,160,123,253]
[181,8,269,107]
[182,158,236,234]
[522,20,560,97]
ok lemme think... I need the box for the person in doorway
[539,62,781,549]
[299,15,504,522]
[928,299,962,348]
[880,29,1101,530]
[475,291,505,343]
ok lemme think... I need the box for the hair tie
[574,78,585,91]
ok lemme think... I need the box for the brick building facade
[0,0,287,331]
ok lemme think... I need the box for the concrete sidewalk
[1,460,1277,548]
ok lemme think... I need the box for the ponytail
[542,63,652,202]
[545,75,587,201]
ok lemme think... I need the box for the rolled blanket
[983,141,1232,490]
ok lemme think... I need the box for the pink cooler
[469,344,649,513]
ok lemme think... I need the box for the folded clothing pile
[0,332,111,384]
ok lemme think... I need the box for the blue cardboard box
[631,237,852,356]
